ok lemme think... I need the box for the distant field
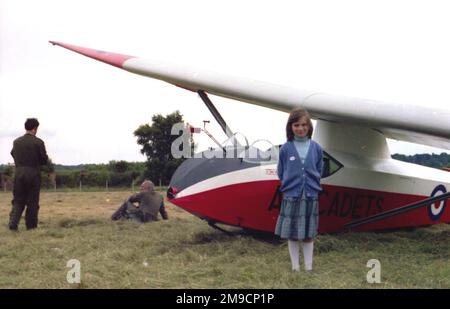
[0,191,449,288]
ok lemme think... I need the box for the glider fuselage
[168,121,449,233]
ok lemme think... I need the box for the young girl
[275,107,323,271]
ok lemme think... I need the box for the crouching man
[111,180,168,222]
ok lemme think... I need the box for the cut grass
[0,191,449,288]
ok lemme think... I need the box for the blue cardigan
[277,140,323,198]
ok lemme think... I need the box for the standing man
[9,118,48,231]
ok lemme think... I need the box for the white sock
[302,242,314,271]
[288,240,300,271]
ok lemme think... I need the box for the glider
[50,41,450,233]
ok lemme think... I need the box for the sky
[1,0,450,165]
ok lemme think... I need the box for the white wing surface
[50,41,450,149]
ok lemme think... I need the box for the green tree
[134,111,192,186]
[392,153,449,169]
[109,160,130,173]
[2,164,15,177]
[40,158,56,189]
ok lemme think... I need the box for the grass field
[0,190,449,288]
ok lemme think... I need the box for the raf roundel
[428,185,447,221]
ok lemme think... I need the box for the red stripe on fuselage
[50,41,134,68]
[170,181,449,233]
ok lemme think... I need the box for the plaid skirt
[274,194,319,240]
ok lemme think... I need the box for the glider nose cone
[166,156,211,201]
[49,41,135,68]
[166,148,262,214]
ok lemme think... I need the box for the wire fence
[0,181,168,193]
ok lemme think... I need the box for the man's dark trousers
[9,167,41,230]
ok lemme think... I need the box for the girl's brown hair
[286,107,313,141]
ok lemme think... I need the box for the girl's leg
[288,240,300,271]
[302,238,314,271]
